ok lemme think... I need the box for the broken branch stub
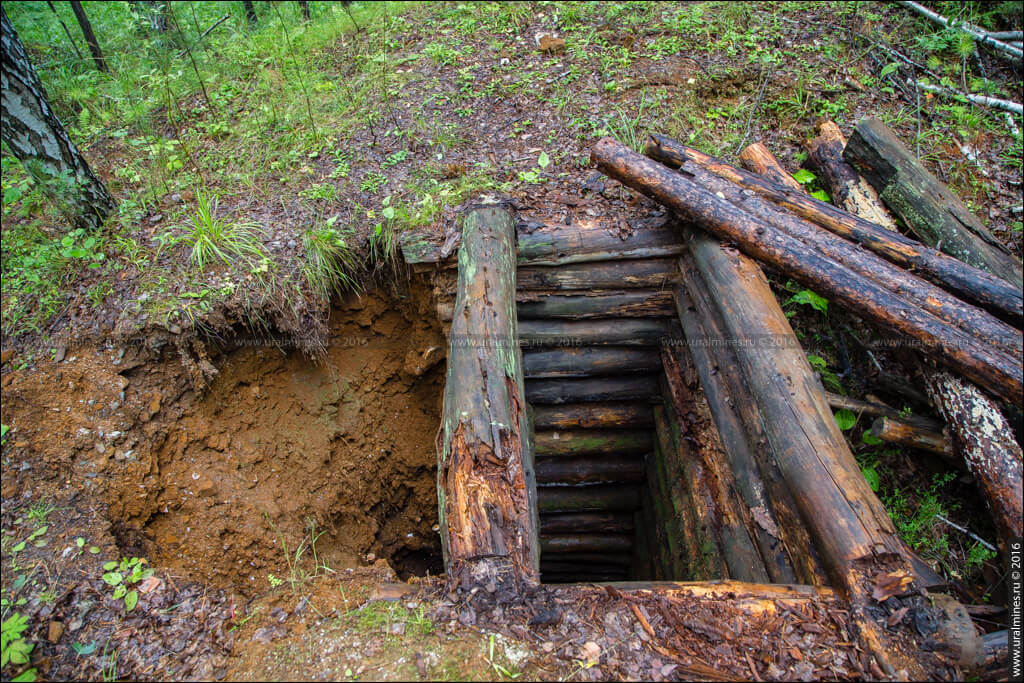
[437,202,539,584]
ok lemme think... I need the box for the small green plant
[382,150,409,168]
[267,573,284,588]
[833,408,857,431]
[0,425,8,445]
[298,183,339,202]
[183,191,266,270]
[807,354,843,393]
[786,288,828,314]
[302,218,360,297]
[360,172,388,194]
[484,634,521,680]
[1,612,36,682]
[101,557,154,611]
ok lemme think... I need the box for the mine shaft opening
[140,285,447,589]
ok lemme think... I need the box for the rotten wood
[437,203,538,581]
[525,375,661,404]
[738,142,804,191]
[644,133,1022,322]
[522,347,661,379]
[870,416,951,457]
[534,429,652,457]
[532,403,654,429]
[843,118,1023,289]
[593,137,1022,404]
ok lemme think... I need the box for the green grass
[301,219,360,298]
[183,191,265,270]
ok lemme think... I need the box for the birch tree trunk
[1,7,115,230]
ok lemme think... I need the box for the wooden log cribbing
[516,289,674,319]
[537,485,641,513]
[540,534,633,554]
[532,403,654,429]
[535,454,646,485]
[643,133,1022,322]
[870,416,950,458]
[592,137,1022,404]
[522,347,661,379]
[539,512,636,534]
[519,318,679,347]
[685,162,1021,361]
[534,429,652,457]
[525,375,662,404]
[437,202,538,581]
[844,117,1023,289]
[517,258,679,290]
[647,428,691,579]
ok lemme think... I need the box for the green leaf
[880,62,900,77]
[113,584,127,600]
[537,151,550,169]
[76,537,85,548]
[834,409,857,431]
[72,640,97,656]
[103,561,118,571]
[12,541,25,553]
[102,571,124,586]
[12,668,37,682]
[382,206,395,220]
[89,546,100,554]
[792,168,816,185]
[862,431,884,446]
[124,590,138,611]
[810,189,831,202]
[788,289,828,313]
[861,466,880,492]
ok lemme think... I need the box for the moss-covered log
[532,403,654,429]
[534,429,652,457]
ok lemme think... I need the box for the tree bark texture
[243,0,257,25]
[437,204,538,581]
[1,8,115,230]
[739,142,804,191]
[69,1,109,72]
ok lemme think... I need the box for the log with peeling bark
[537,485,641,512]
[516,258,679,290]
[870,416,951,457]
[516,289,674,319]
[793,127,1024,557]
[644,133,1022,321]
[534,429,652,457]
[522,347,661,378]
[539,512,636,534]
[843,118,1023,289]
[525,375,661,404]
[532,403,653,430]
[739,142,805,191]
[805,121,899,231]
[685,162,1022,360]
[592,137,1022,404]
[437,203,538,582]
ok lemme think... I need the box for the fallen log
[532,403,654,429]
[517,258,679,290]
[437,202,538,582]
[534,429,652,457]
[684,162,1021,360]
[525,375,661,404]
[593,137,1022,404]
[805,121,899,231]
[843,118,1023,288]
[795,127,1024,556]
[870,416,951,457]
[540,534,633,554]
[738,142,804,191]
[516,289,674,319]
[539,512,636,534]
[536,454,646,484]
[519,318,678,347]
[522,347,661,379]
[897,0,1024,61]
[825,391,942,432]
[674,282,798,585]
[537,485,641,512]
[644,134,1022,321]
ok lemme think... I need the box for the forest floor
[1,1,1021,680]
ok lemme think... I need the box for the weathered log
[805,121,899,231]
[437,203,537,581]
[542,572,631,583]
[517,258,679,290]
[539,561,631,575]
[539,512,636,534]
[519,318,679,347]
[525,375,661,404]
[981,630,1009,670]
[644,133,1023,321]
[400,218,684,267]
[532,403,654,429]
[648,438,691,579]
[540,534,633,554]
[843,118,1023,288]
[661,347,771,583]
[684,162,1022,360]
[593,137,1022,404]
[674,283,797,584]
[654,405,729,580]
[825,391,942,432]
[535,454,646,485]
[677,255,831,588]
[522,347,661,379]
[537,485,641,512]
[538,552,634,567]
[738,142,804,191]
[923,371,1023,554]
[517,289,675,319]
[535,429,652,457]
[870,416,951,457]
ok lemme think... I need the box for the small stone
[170,193,184,204]
[389,622,406,635]
[95,442,106,454]
[286,239,297,249]
[0,348,14,365]
[149,214,163,224]
[168,324,182,335]
[48,621,64,643]
[536,33,566,54]
[195,476,217,497]
[55,345,67,363]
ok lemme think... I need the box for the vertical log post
[438,201,539,584]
